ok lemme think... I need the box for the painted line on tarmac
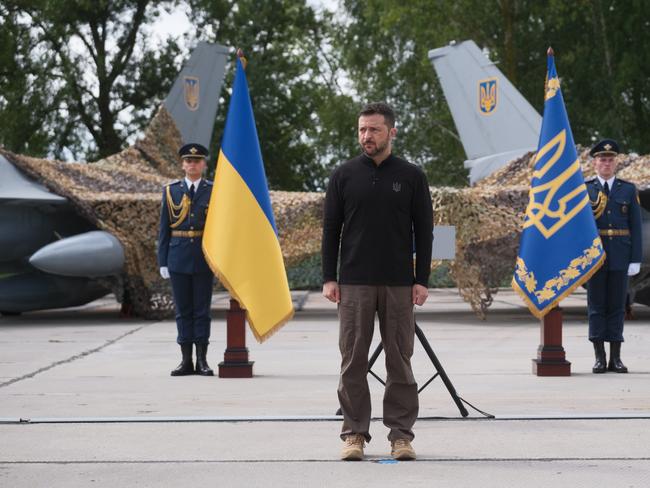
[0,323,150,389]
[2,413,650,424]
[1,457,650,464]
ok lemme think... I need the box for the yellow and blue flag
[203,56,293,342]
[512,49,605,318]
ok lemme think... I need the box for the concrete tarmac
[1,289,649,487]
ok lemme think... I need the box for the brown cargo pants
[338,284,418,442]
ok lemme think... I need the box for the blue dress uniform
[157,143,215,376]
[585,139,642,373]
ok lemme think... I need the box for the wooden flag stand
[218,298,254,378]
[532,306,571,376]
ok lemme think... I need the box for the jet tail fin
[428,40,541,184]
[164,42,229,150]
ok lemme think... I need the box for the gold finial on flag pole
[237,48,248,69]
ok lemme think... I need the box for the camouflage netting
[429,186,529,316]
[273,190,324,267]
[478,147,650,188]
[0,107,329,319]
[1,107,184,318]
[452,148,650,317]
[277,148,650,319]
[6,105,650,318]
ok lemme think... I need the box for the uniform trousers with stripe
[169,271,213,344]
[587,266,627,342]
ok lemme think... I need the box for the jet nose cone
[29,231,125,277]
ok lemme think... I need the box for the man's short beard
[362,140,388,157]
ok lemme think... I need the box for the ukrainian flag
[512,48,605,318]
[203,56,293,342]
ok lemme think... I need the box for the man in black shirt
[322,102,433,461]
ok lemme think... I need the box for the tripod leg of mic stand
[415,323,469,417]
[368,342,384,370]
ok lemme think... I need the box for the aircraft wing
[0,154,66,205]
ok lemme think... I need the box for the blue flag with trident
[512,48,605,318]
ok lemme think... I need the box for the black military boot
[592,341,607,374]
[195,343,214,376]
[608,342,628,373]
[171,343,195,376]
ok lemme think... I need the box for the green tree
[0,5,66,156]
[0,0,181,160]
[532,0,650,153]
[4,0,647,188]
[338,0,650,186]
[337,0,473,186]
[190,0,357,191]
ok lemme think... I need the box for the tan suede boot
[341,434,365,461]
[391,439,416,461]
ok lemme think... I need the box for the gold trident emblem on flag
[523,129,590,239]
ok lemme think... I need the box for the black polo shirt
[321,153,433,286]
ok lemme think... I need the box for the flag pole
[533,306,570,376]
[531,46,570,377]
[218,48,254,378]
[219,298,254,378]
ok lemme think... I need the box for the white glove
[628,263,641,276]
[159,266,170,279]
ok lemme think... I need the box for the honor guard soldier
[158,143,215,376]
[586,139,642,373]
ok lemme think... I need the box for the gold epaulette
[590,191,607,219]
[166,185,191,229]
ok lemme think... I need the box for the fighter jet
[0,42,228,315]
